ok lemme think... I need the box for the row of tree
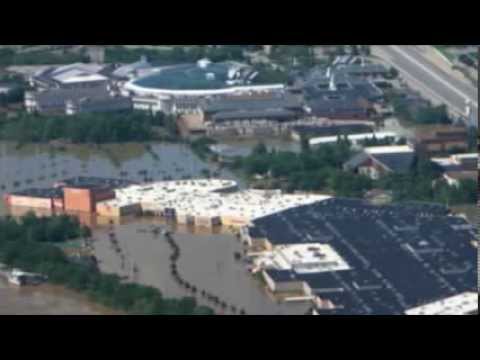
[0,213,214,315]
[0,48,88,66]
[0,111,179,144]
[104,46,250,65]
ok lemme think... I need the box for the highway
[373,45,478,127]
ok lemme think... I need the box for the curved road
[374,45,478,127]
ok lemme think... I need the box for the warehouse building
[97,180,330,227]
[243,198,477,315]
[343,145,416,179]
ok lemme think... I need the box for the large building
[243,198,477,315]
[124,59,285,115]
[95,180,330,228]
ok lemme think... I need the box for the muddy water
[0,141,242,196]
[92,218,309,315]
[0,278,117,315]
[0,141,307,315]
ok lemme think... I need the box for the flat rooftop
[405,292,478,315]
[249,198,477,315]
[55,177,136,190]
[104,180,330,222]
[9,187,64,199]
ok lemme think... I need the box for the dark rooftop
[292,124,374,138]
[204,94,304,114]
[371,152,416,173]
[10,187,64,199]
[55,177,135,190]
[250,198,477,315]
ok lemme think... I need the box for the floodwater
[0,140,308,315]
[0,278,117,315]
[93,218,309,315]
[0,141,241,195]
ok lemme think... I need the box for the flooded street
[0,140,308,315]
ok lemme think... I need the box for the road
[373,45,478,128]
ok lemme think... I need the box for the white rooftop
[431,153,479,168]
[53,70,108,84]
[309,132,399,146]
[405,292,478,315]
[364,145,414,155]
[99,179,331,223]
[253,243,351,274]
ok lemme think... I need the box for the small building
[343,145,416,180]
[413,126,469,155]
[262,269,312,295]
[96,199,142,217]
[431,153,478,187]
[178,113,207,138]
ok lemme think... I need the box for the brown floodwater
[92,218,309,315]
[0,141,308,315]
[0,277,118,315]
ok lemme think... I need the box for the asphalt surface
[374,45,478,127]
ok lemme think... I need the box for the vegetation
[0,213,214,315]
[0,48,88,66]
[231,138,477,205]
[251,63,291,84]
[105,45,249,64]
[359,136,407,147]
[230,137,372,196]
[189,137,217,160]
[0,86,25,107]
[376,157,477,205]
[269,45,317,69]
[392,95,452,125]
[0,111,179,144]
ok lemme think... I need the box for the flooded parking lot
[92,218,309,315]
[0,140,308,315]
